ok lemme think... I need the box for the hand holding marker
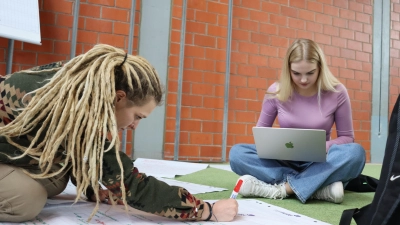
[230,179,243,199]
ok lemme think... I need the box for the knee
[331,143,366,165]
[3,180,47,222]
[229,144,248,164]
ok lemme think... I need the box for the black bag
[340,94,400,225]
[345,174,378,192]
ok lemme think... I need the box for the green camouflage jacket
[0,62,206,220]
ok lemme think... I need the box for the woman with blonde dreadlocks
[0,44,238,222]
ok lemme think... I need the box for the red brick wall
[166,0,374,162]
[0,0,140,156]
[391,1,400,112]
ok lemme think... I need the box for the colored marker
[230,179,243,199]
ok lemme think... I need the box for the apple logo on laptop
[285,142,294,148]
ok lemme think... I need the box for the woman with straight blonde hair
[229,39,366,204]
[0,44,237,222]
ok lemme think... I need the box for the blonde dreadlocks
[0,44,163,220]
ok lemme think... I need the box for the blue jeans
[229,143,366,203]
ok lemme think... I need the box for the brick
[258,67,278,79]
[85,18,113,32]
[208,1,228,14]
[238,42,259,54]
[194,34,216,47]
[354,71,370,81]
[248,55,268,67]
[186,21,206,34]
[183,69,204,82]
[298,9,315,21]
[204,97,224,109]
[113,22,130,35]
[289,0,305,9]
[260,45,278,57]
[341,49,356,59]
[102,7,128,22]
[196,11,218,24]
[87,0,115,7]
[43,0,73,14]
[116,0,132,9]
[260,23,278,34]
[12,51,37,64]
[37,53,66,65]
[261,2,280,14]
[356,12,371,23]
[323,25,339,37]
[232,29,250,41]
[269,57,283,69]
[347,59,363,70]
[193,58,216,71]
[237,64,257,76]
[307,1,323,12]
[281,6,298,18]
[332,37,347,48]
[52,41,70,55]
[188,0,207,10]
[349,2,364,12]
[288,18,305,30]
[241,0,261,10]
[279,27,296,38]
[39,11,56,25]
[204,72,225,85]
[238,19,259,32]
[248,77,267,88]
[80,4,101,17]
[356,51,370,62]
[270,14,287,26]
[191,83,214,95]
[340,28,355,40]
[348,21,363,32]
[333,0,348,9]
[339,68,355,79]
[216,38,227,49]
[24,39,54,53]
[323,45,340,57]
[251,33,269,44]
[323,5,339,17]
[41,25,70,41]
[306,21,323,33]
[249,10,269,23]
[229,99,248,110]
[333,17,347,28]
[205,48,226,61]
[98,33,125,48]
[230,75,248,87]
[347,40,363,51]
[208,25,227,37]
[297,30,314,40]
[232,6,249,18]
[315,33,331,45]
[270,36,289,48]
[340,9,356,20]
[315,13,332,25]
[355,32,370,43]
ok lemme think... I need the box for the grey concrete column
[134,0,171,159]
[370,0,390,163]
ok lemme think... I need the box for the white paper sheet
[0,199,331,225]
[209,164,233,172]
[134,158,209,178]
[0,0,41,44]
[157,177,227,194]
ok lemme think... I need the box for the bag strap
[339,208,359,225]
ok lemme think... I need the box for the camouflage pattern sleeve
[101,149,207,221]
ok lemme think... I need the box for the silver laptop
[252,127,327,162]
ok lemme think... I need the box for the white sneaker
[237,175,287,199]
[311,181,344,203]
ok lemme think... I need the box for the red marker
[230,179,243,199]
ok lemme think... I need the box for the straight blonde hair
[274,39,340,102]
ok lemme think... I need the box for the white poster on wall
[0,0,41,45]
